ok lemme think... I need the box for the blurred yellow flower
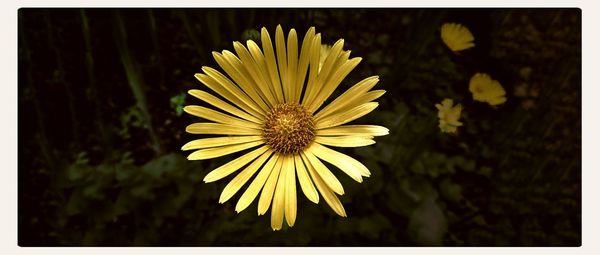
[435,99,463,133]
[183,25,388,230]
[441,23,475,52]
[469,73,507,106]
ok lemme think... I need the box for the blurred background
[18,8,581,246]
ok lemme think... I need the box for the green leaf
[142,153,183,178]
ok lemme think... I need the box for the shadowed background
[18,8,581,246]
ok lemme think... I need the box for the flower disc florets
[262,103,315,154]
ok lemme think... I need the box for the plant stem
[113,11,163,155]
[80,9,112,152]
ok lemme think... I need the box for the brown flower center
[262,103,315,154]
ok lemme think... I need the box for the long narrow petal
[247,40,281,105]
[307,143,362,182]
[304,155,347,217]
[219,149,274,203]
[188,89,262,124]
[315,39,345,87]
[300,151,344,195]
[308,57,362,113]
[213,51,271,113]
[202,145,269,182]
[301,34,321,106]
[186,123,261,135]
[258,156,283,215]
[284,156,297,227]
[310,142,371,178]
[316,125,390,136]
[286,29,299,103]
[316,102,379,129]
[314,135,375,148]
[261,27,284,103]
[312,76,379,120]
[235,154,280,213]
[271,156,287,230]
[303,38,343,106]
[182,135,263,151]
[294,27,315,104]
[196,71,264,118]
[233,41,278,107]
[183,105,261,129]
[275,25,289,102]
[320,90,385,120]
[294,154,319,203]
[187,140,264,160]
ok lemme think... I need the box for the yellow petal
[187,89,262,124]
[202,145,269,182]
[235,154,280,213]
[183,105,261,129]
[187,140,264,160]
[246,40,281,106]
[260,27,284,103]
[258,156,283,215]
[294,27,316,104]
[270,156,287,230]
[232,41,278,107]
[185,123,261,135]
[284,156,297,227]
[181,135,263,151]
[303,38,344,106]
[316,125,389,137]
[304,155,347,217]
[301,34,321,106]
[294,154,319,203]
[308,56,362,113]
[275,25,289,103]
[316,90,385,122]
[286,29,299,103]
[213,51,271,113]
[488,96,507,106]
[307,143,363,182]
[300,151,344,195]
[315,39,344,86]
[313,76,379,120]
[314,135,375,148]
[196,71,264,117]
[316,102,379,129]
[219,149,274,203]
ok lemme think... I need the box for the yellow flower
[435,99,463,133]
[182,25,388,230]
[469,73,507,106]
[441,23,475,52]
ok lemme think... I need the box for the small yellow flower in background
[435,99,463,133]
[183,25,388,230]
[469,73,507,106]
[441,23,475,52]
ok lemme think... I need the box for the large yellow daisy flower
[182,25,389,230]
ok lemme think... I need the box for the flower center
[262,103,315,154]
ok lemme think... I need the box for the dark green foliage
[18,8,580,246]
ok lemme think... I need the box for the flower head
[435,99,463,133]
[469,73,507,106]
[183,25,388,230]
[441,22,475,52]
